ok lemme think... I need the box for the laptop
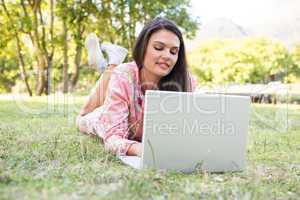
[118,90,251,173]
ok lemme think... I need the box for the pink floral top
[97,62,197,155]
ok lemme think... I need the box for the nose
[161,49,172,60]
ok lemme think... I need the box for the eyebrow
[153,41,179,49]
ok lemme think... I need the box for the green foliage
[0,57,19,92]
[0,0,198,94]
[289,44,300,83]
[0,40,19,92]
[189,38,298,84]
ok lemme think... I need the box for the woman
[76,17,197,157]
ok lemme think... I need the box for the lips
[156,62,169,69]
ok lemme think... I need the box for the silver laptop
[118,90,251,173]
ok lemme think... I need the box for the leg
[85,33,107,71]
[76,33,128,131]
[76,106,105,135]
[78,64,117,117]
[85,33,128,72]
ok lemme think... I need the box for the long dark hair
[133,17,191,92]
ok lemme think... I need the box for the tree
[19,0,56,95]
[63,0,95,90]
[92,0,199,51]
[56,0,69,93]
[0,0,199,94]
[188,38,296,84]
[289,44,300,83]
[1,0,32,96]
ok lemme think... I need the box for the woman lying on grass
[76,17,197,157]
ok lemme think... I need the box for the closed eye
[170,49,178,55]
[154,46,163,51]
[153,43,179,55]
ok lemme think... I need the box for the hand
[127,143,142,157]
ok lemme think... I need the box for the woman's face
[143,29,180,80]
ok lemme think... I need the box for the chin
[155,67,171,76]
[156,70,170,78]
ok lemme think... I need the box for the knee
[76,115,87,133]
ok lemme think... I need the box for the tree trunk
[70,44,82,91]
[118,0,128,49]
[44,0,55,95]
[16,35,33,96]
[62,18,69,93]
[128,1,137,50]
[36,51,46,95]
[45,59,52,95]
[31,2,46,96]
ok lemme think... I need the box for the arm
[100,67,141,156]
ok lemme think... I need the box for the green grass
[0,95,299,199]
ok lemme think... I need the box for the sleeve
[99,69,138,156]
[188,72,198,92]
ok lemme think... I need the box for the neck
[140,68,160,92]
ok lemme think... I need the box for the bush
[188,38,298,84]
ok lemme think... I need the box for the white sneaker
[85,33,107,71]
[101,43,128,65]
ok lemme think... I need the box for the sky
[189,0,300,27]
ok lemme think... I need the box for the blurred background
[0,0,299,104]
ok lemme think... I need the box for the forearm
[104,135,142,156]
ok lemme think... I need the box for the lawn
[0,94,299,199]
